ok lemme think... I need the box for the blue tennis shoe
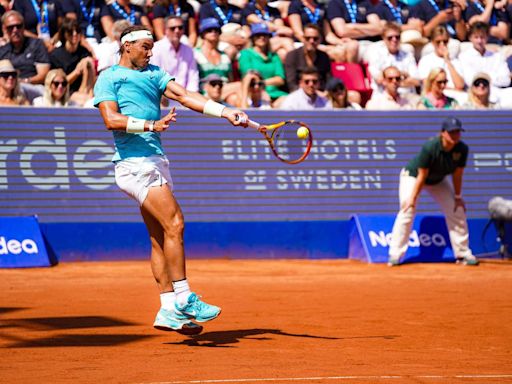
[175,293,221,322]
[153,308,203,335]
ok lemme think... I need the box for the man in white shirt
[151,16,199,93]
[367,22,420,95]
[280,67,330,110]
[366,66,418,109]
[458,22,511,104]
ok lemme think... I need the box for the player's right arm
[97,101,177,132]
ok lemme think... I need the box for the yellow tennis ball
[296,126,309,139]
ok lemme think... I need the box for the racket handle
[247,120,260,129]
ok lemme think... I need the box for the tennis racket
[244,119,313,164]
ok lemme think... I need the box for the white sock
[173,279,191,306]
[160,291,176,311]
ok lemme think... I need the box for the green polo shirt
[405,136,468,185]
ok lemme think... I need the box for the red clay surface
[1,259,512,384]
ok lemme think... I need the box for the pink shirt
[150,38,199,92]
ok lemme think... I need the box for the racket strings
[273,123,309,163]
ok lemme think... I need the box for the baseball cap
[199,18,221,34]
[250,23,272,36]
[471,72,491,85]
[0,59,16,73]
[441,117,465,132]
[326,77,346,92]
[201,73,225,84]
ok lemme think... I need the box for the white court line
[138,374,512,384]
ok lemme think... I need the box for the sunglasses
[303,79,318,85]
[331,85,346,93]
[305,35,320,42]
[473,79,489,88]
[209,80,223,87]
[434,39,449,45]
[52,80,68,87]
[168,25,184,31]
[386,35,400,41]
[435,79,448,85]
[385,76,402,82]
[5,23,23,32]
[250,80,265,88]
[0,72,17,79]
[204,28,220,34]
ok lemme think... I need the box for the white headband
[121,30,153,44]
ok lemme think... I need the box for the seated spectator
[194,17,239,106]
[464,0,509,45]
[50,18,95,106]
[201,73,230,105]
[288,0,359,62]
[61,0,106,45]
[369,0,422,32]
[410,0,467,41]
[284,23,331,92]
[240,70,272,108]
[0,11,50,102]
[243,0,294,61]
[239,23,287,107]
[280,66,330,109]
[100,0,152,42]
[325,0,381,58]
[198,0,247,58]
[367,22,420,95]
[462,72,499,109]
[418,67,458,109]
[365,65,417,109]
[33,68,78,107]
[325,77,361,109]
[151,16,199,93]
[0,59,28,105]
[418,25,464,91]
[13,0,64,50]
[458,22,511,104]
[93,19,130,72]
[152,0,197,45]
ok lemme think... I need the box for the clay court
[1,259,512,384]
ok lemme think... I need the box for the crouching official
[388,117,479,266]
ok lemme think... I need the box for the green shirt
[238,48,287,99]
[405,136,469,185]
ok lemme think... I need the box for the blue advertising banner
[0,216,55,268]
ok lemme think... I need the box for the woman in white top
[33,69,78,107]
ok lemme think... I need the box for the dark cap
[325,77,346,92]
[250,23,272,36]
[441,117,465,132]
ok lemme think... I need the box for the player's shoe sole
[153,308,203,335]
[456,256,479,266]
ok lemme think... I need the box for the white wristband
[127,117,146,133]
[203,99,225,118]
[148,120,155,132]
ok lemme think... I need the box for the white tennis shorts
[114,155,173,206]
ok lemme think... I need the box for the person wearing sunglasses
[462,72,499,109]
[325,76,361,109]
[33,68,78,106]
[418,26,465,95]
[280,66,329,109]
[151,16,199,100]
[151,0,197,45]
[367,22,420,96]
[49,17,95,106]
[366,65,416,109]
[388,117,479,267]
[0,59,28,106]
[201,73,228,105]
[240,69,271,109]
[0,11,51,102]
[418,67,458,109]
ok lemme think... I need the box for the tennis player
[93,25,249,335]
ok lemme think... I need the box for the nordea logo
[0,236,39,255]
[369,230,447,248]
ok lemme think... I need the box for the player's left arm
[163,79,248,127]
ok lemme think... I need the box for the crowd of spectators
[1,0,511,109]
